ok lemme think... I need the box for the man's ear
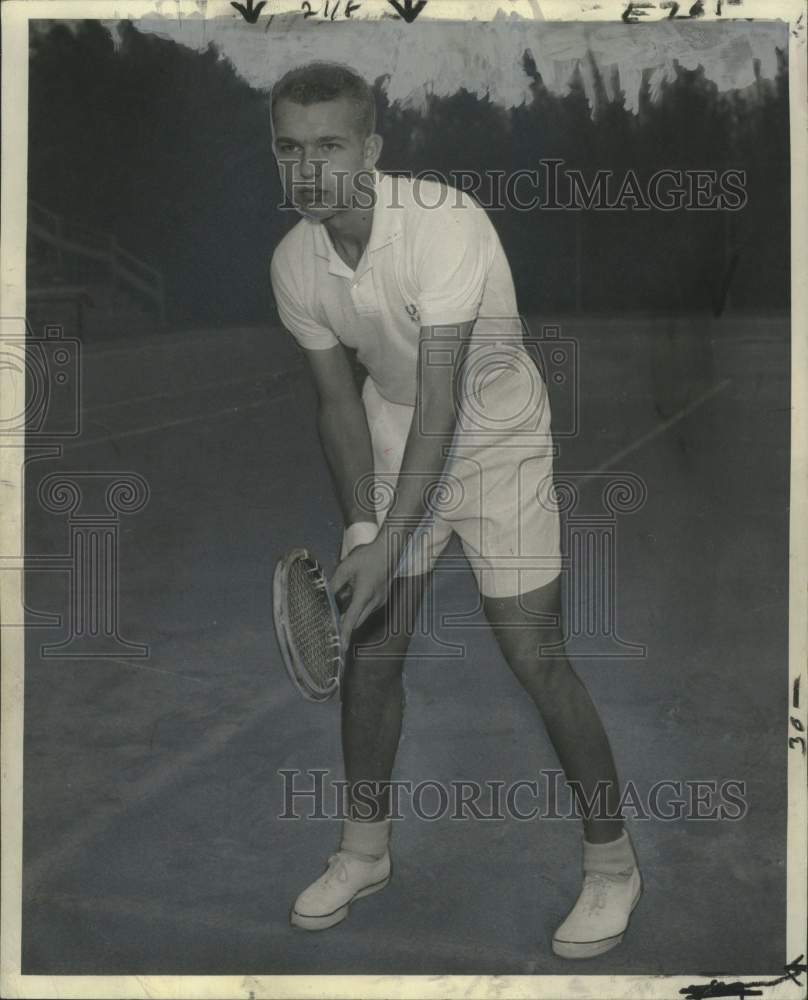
[364,132,383,169]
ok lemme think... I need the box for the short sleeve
[270,248,339,351]
[413,195,497,328]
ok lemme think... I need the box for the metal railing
[28,200,166,323]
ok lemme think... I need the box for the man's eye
[277,144,298,155]
[321,143,340,151]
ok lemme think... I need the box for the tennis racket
[272,547,352,702]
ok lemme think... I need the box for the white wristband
[340,521,379,560]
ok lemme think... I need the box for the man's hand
[330,534,397,650]
[339,520,379,562]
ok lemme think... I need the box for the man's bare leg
[482,573,642,958]
[482,573,622,842]
[341,570,434,821]
[290,570,433,930]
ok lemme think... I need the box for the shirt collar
[311,170,402,274]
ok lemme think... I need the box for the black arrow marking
[231,0,267,23]
[386,0,428,23]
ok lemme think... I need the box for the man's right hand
[331,531,397,650]
[339,520,379,561]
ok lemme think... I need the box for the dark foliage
[28,20,789,324]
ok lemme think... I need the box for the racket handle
[335,583,353,615]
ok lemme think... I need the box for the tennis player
[269,62,641,959]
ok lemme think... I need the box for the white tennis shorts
[359,355,562,598]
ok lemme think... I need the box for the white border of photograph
[1,2,805,998]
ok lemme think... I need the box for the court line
[62,393,293,451]
[23,676,301,892]
[594,378,732,473]
[81,370,300,415]
[69,655,212,686]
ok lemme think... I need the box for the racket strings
[287,557,341,688]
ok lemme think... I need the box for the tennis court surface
[21,312,790,975]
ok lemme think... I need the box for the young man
[269,62,641,959]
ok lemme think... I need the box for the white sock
[582,830,637,877]
[340,817,392,861]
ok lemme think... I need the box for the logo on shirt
[406,303,421,324]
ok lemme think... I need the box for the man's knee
[481,580,576,686]
[351,572,431,656]
[346,611,410,688]
[483,578,562,642]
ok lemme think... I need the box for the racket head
[272,547,343,702]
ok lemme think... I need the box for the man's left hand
[331,534,398,650]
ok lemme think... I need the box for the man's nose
[298,153,322,181]
[298,155,315,180]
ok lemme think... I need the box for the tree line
[28,19,789,325]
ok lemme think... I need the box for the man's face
[272,97,374,221]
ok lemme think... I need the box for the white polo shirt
[269,170,528,407]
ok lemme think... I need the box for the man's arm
[375,320,474,568]
[329,193,494,641]
[330,320,474,645]
[303,342,375,529]
[269,247,377,540]
[376,196,496,562]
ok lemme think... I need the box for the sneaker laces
[578,869,633,913]
[324,852,352,885]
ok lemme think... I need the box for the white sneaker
[552,865,642,959]
[290,850,391,931]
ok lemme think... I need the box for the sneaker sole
[289,873,391,931]
[551,881,643,960]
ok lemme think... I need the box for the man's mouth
[297,186,325,203]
